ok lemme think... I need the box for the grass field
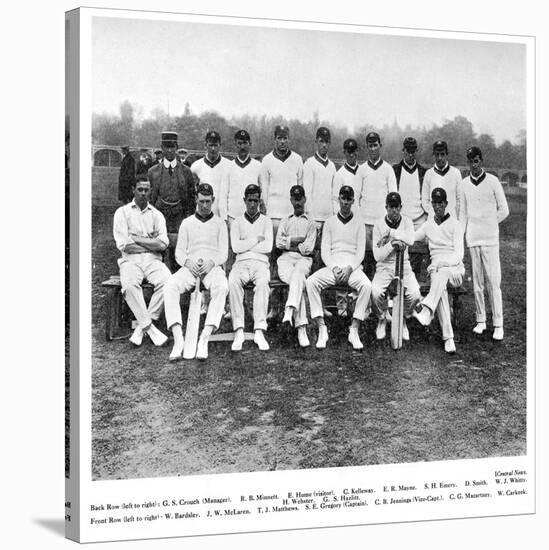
[90,194,527,480]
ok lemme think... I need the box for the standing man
[393,137,428,279]
[305,185,371,350]
[148,131,196,271]
[219,129,262,273]
[333,138,362,214]
[357,132,397,279]
[260,124,304,237]
[412,188,465,354]
[190,130,231,218]
[422,140,464,220]
[118,145,135,204]
[163,183,228,361]
[371,192,421,341]
[303,127,336,226]
[113,179,170,347]
[228,184,274,352]
[276,185,317,347]
[461,146,509,340]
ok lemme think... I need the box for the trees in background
[92,103,526,169]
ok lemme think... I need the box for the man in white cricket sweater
[113,180,170,347]
[229,184,274,352]
[357,132,397,279]
[303,127,336,225]
[277,185,317,347]
[305,185,371,350]
[412,188,465,354]
[190,130,232,218]
[163,183,229,361]
[218,129,262,274]
[260,125,304,236]
[392,137,428,280]
[422,140,464,221]
[371,192,421,341]
[333,138,362,215]
[462,146,509,340]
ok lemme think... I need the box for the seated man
[305,185,371,350]
[112,179,170,346]
[412,187,465,354]
[277,185,317,347]
[163,183,228,361]
[229,184,274,352]
[372,192,421,341]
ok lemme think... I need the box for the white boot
[316,325,328,349]
[129,326,144,346]
[348,327,364,350]
[375,315,387,340]
[297,326,310,348]
[196,333,209,360]
[231,329,245,351]
[254,330,270,351]
[473,322,486,335]
[146,324,168,346]
[493,327,504,340]
[169,326,184,361]
[402,319,410,341]
[444,338,456,354]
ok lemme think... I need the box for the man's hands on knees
[185,258,215,278]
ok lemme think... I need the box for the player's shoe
[323,308,333,318]
[473,322,486,335]
[444,338,456,354]
[375,316,387,340]
[316,326,328,349]
[254,330,270,351]
[169,340,184,362]
[492,327,504,341]
[402,319,410,341]
[297,326,310,348]
[413,306,432,327]
[147,324,168,346]
[231,330,245,352]
[129,326,144,346]
[348,328,364,350]
[195,334,209,360]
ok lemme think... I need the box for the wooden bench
[101,276,466,341]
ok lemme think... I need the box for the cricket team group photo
[88,16,527,480]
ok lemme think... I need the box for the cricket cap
[290,185,305,199]
[244,183,261,197]
[197,183,214,196]
[386,192,402,207]
[205,130,221,143]
[432,140,448,153]
[403,137,418,151]
[431,187,447,203]
[234,129,251,142]
[366,131,381,144]
[339,185,355,199]
[274,125,289,138]
[343,138,358,153]
[316,127,331,141]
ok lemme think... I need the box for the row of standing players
[113,126,509,359]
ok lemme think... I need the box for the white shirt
[358,159,397,225]
[303,154,336,222]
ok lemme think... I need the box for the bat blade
[390,250,404,350]
[183,276,202,359]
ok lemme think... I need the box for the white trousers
[277,253,313,327]
[469,245,503,327]
[423,265,465,340]
[119,253,171,329]
[371,263,421,317]
[229,260,270,331]
[306,267,372,321]
[164,265,228,330]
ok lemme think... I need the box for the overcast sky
[92,16,527,144]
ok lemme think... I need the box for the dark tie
[168,165,173,176]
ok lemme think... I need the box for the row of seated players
[113,178,467,361]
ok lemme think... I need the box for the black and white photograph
[55,1,543,547]
[87,11,528,481]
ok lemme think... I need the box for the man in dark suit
[148,131,196,271]
[392,137,428,280]
[118,145,136,204]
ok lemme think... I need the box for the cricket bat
[183,261,203,359]
[390,249,405,350]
